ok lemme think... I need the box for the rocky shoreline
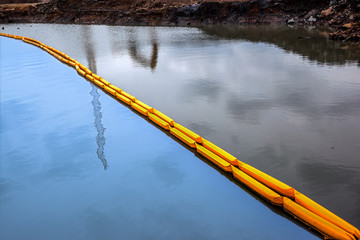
[0,0,359,42]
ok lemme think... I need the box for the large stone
[342,23,354,29]
[177,4,200,17]
[287,18,295,24]
[304,9,317,19]
[319,6,334,18]
[308,15,316,22]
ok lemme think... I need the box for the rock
[287,18,295,24]
[341,23,353,29]
[151,2,163,8]
[329,0,337,6]
[319,6,334,18]
[304,9,317,19]
[308,16,316,22]
[177,4,200,17]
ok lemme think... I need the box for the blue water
[0,34,320,240]
[1,24,360,239]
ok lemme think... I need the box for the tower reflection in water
[80,26,160,170]
[127,27,158,71]
[82,25,108,170]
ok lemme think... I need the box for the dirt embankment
[0,0,359,41]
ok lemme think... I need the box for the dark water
[1,24,360,239]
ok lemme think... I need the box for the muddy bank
[0,0,359,41]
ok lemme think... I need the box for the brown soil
[0,0,359,42]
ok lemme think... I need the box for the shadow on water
[199,25,360,66]
[127,28,159,71]
[82,25,108,170]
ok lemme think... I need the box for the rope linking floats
[1,32,359,240]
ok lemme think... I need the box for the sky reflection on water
[1,24,360,238]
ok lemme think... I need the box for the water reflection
[90,86,107,170]
[0,178,18,205]
[226,85,360,124]
[1,31,324,240]
[199,25,360,66]
[3,24,359,67]
[74,25,359,227]
[296,159,360,222]
[188,122,215,137]
[226,95,273,124]
[181,78,222,103]
[127,28,159,71]
[151,155,185,189]
[137,206,210,240]
[82,25,108,170]
[83,209,121,240]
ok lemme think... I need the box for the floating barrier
[173,122,202,144]
[283,198,356,240]
[202,138,238,166]
[239,163,295,198]
[1,32,359,240]
[170,127,196,148]
[131,102,149,116]
[231,165,284,206]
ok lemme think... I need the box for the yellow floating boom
[1,32,359,240]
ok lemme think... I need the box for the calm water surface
[1,24,360,239]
